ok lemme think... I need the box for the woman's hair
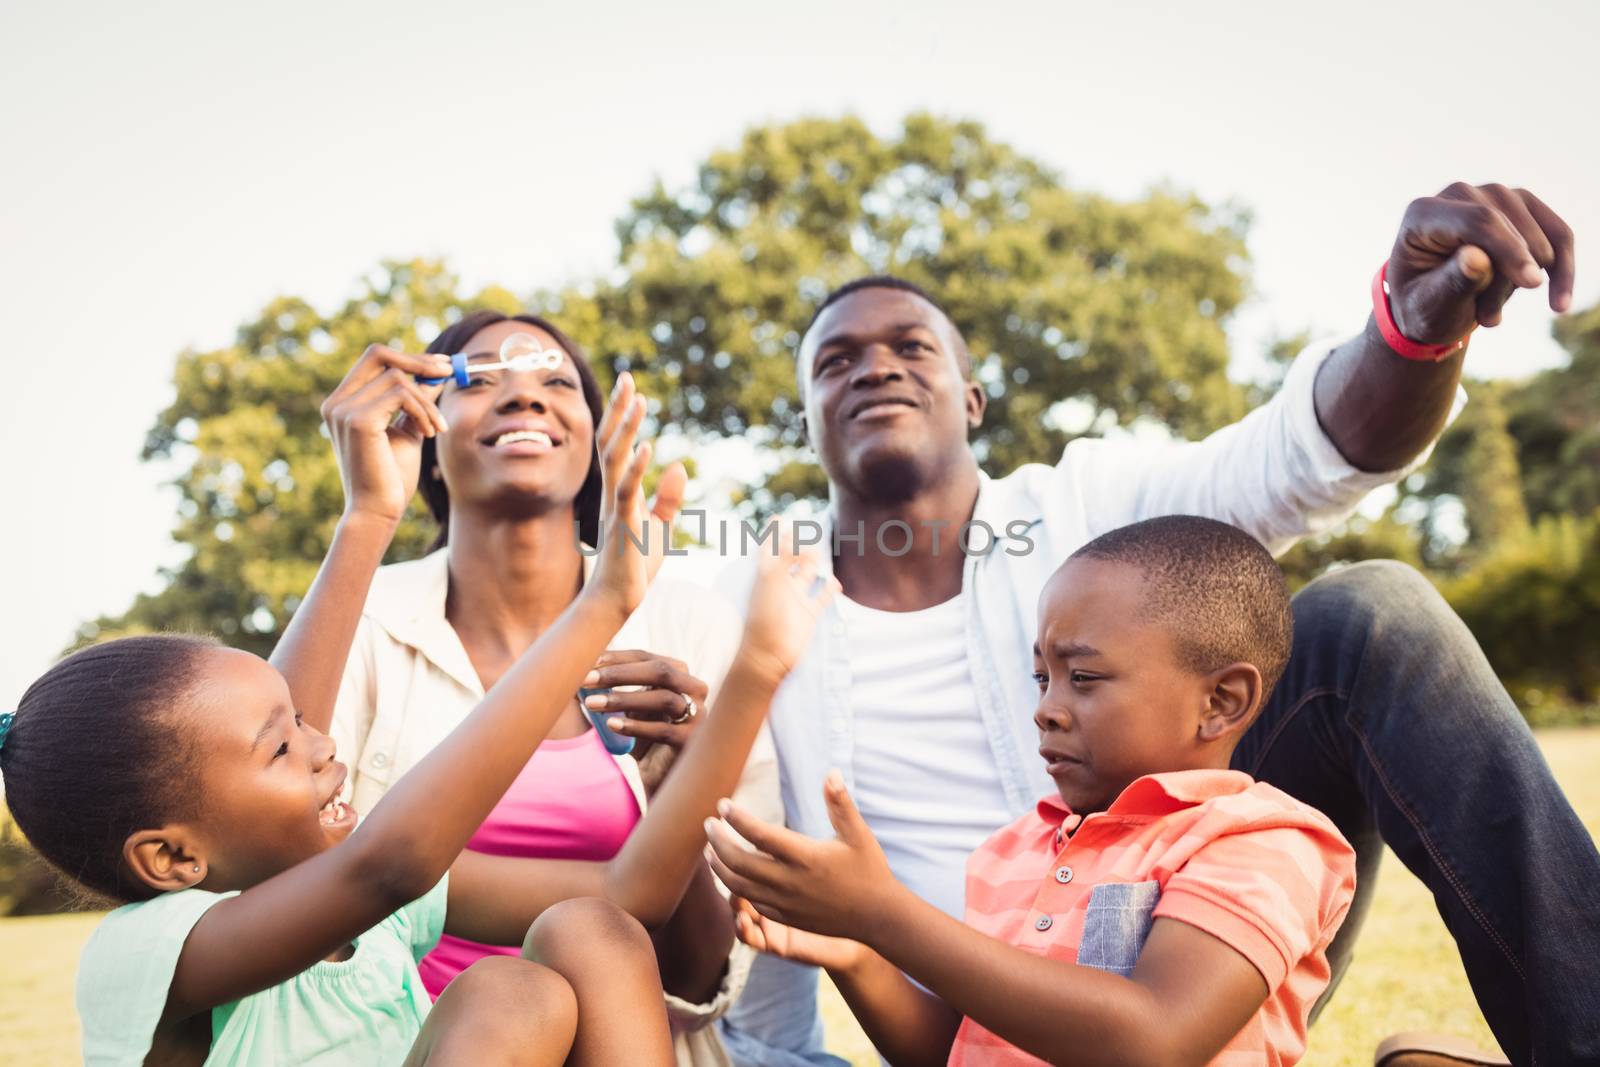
[420,310,606,551]
[1,634,216,902]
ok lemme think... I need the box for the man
[714,182,1596,1067]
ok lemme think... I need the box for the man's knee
[523,897,654,967]
[1294,559,1460,649]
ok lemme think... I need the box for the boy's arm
[869,892,1265,1067]
[732,902,961,1067]
[707,779,1268,1067]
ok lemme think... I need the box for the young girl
[0,372,834,1066]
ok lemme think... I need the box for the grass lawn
[2,728,1596,1065]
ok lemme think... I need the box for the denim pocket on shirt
[1076,880,1161,976]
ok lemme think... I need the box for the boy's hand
[588,373,685,617]
[321,345,453,526]
[738,531,839,684]
[705,772,897,943]
[731,895,866,972]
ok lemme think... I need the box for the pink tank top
[419,727,642,996]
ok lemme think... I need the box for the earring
[192,865,200,873]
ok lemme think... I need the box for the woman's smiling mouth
[484,428,560,455]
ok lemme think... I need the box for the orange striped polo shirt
[949,769,1355,1067]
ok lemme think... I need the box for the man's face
[797,288,985,500]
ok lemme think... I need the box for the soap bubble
[499,332,565,373]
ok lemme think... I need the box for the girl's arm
[443,853,734,1004]
[440,543,837,991]
[438,656,783,938]
[164,375,675,1020]
[271,344,451,732]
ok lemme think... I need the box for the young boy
[705,515,1356,1066]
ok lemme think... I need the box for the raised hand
[1386,183,1574,343]
[705,771,897,943]
[320,344,453,526]
[737,528,839,684]
[587,372,686,617]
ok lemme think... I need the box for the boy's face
[1032,558,1216,814]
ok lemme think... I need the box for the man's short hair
[1068,515,1294,699]
[808,275,950,329]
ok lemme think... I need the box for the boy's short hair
[1069,516,1293,700]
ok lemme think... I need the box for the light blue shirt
[712,340,1460,1065]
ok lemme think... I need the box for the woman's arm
[165,375,671,1020]
[646,862,736,1004]
[271,344,451,732]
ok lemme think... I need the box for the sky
[1,0,1596,707]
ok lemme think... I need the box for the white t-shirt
[834,591,1011,920]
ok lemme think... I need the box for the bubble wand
[415,332,567,387]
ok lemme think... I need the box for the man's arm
[1312,183,1573,472]
[1056,183,1573,554]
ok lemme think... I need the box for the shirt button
[372,753,388,768]
[1034,915,1053,931]
[1054,866,1074,884]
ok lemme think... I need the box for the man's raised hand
[1387,182,1574,344]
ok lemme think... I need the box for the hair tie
[0,711,13,751]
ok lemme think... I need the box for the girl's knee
[425,958,577,1063]
[523,897,654,966]
[460,957,577,1030]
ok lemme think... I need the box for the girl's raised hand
[320,344,453,526]
[738,530,839,685]
[588,373,686,617]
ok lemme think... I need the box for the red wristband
[1372,261,1471,362]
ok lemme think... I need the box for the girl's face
[179,647,356,890]
[432,320,595,523]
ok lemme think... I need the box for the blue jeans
[1231,561,1600,1066]
[722,561,1600,1066]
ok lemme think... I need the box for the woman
[282,310,774,1066]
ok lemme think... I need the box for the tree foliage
[86,113,1254,648]
[542,113,1252,507]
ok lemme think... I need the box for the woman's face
[433,320,596,522]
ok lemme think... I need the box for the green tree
[1422,300,1600,543]
[1506,302,1600,520]
[541,113,1252,509]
